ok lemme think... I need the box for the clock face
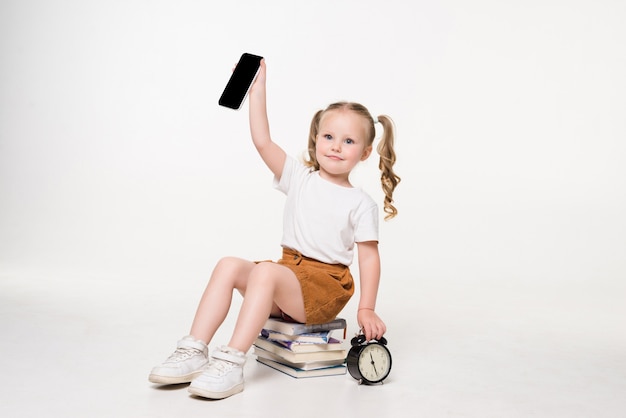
[358,343,392,383]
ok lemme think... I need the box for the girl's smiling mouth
[326,155,343,160]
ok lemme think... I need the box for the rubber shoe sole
[187,382,244,399]
[148,370,204,385]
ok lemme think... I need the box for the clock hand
[370,352,378,374]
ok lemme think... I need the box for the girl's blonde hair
[304,102,401,220]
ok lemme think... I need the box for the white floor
[0,266,624,418]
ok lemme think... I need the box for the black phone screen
[218,53,263,110]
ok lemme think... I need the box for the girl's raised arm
[248,60,286,178]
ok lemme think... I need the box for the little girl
[148,60,400,399]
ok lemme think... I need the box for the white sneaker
[188,346,246,399]
[148,336,209,384]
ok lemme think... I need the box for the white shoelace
[166,348,201,363]
[207,359,234,376]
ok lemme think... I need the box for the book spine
[261,329,331,343]
[290,319,347,334]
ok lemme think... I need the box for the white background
[1,1,625,417]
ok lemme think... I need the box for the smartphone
[218,53,263,110]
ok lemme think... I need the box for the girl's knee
[209,257,256,290]
[249,262,296,289]
[249,262,278,285]
[214,256,249,273]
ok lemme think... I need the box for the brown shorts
[265,247,355,325]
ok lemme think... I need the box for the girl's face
[315,109,373,187]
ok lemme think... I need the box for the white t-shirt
[274,156,379,266]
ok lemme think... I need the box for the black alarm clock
[346,334,392,385]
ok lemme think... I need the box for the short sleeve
[354,201,379,243]
[273,156,296,195]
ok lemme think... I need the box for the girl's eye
[324,134,333,140]
[345,138,354,144]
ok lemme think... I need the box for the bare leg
[227,262,306,353]
[189,257,256,344]
[184,260,306,399]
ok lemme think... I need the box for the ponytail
[374,115,401,220]
[304,110,323,171]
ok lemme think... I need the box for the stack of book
[254,317,348,378]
